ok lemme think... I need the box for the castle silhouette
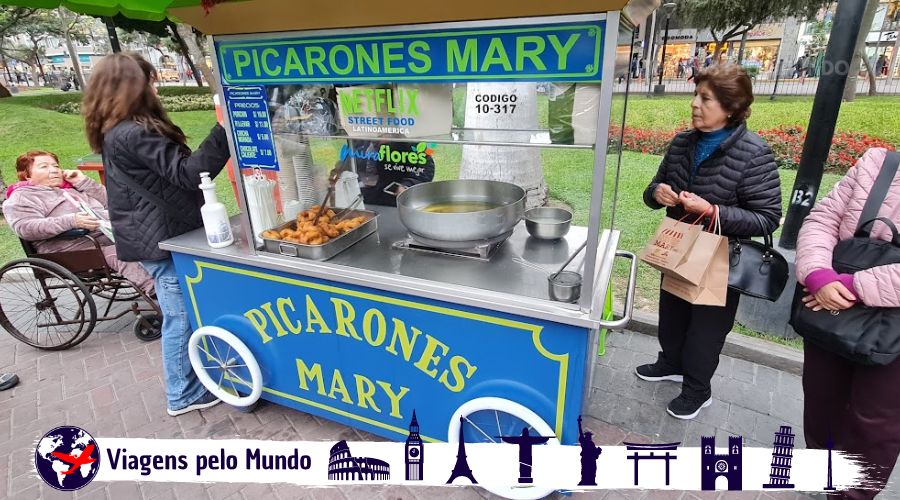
[700,435,742,491]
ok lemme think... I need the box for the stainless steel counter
[160,207,620,328]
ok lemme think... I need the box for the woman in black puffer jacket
[635,64,782,420]
[82,53,231,418]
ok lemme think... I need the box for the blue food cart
[160,0,657,497]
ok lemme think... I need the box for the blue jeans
[140,258,207,411]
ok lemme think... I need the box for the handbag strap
[112,168,196,225]
[750,211,775,248]
[856,217,900,246]
[857,151,900,237]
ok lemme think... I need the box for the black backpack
[790,152,900,365]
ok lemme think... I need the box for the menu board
[223,86,279,170]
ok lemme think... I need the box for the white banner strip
[68,438,865,494]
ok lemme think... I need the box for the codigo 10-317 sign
[215,20,605,85]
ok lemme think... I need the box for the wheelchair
[0,229,162,350]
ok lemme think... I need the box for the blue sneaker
[167,392,221,417]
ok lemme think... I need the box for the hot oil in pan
[421,201,500,213]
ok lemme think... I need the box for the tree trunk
[0,49,13,85]
[843,0,880,102]
[860,49,878,95]
[713,38,725,62]
[459,83,547,209]
[30,65,40,87]
[58,8,86,89]
[0,84,11,98]
[31,41,46,85]
[168,22,203,87]
[737,30,749,64]
[176,23,216,93]
[63,31,85,90]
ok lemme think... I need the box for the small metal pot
[525,207,572,240]
[548,271,582,303]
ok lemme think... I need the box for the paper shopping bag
[639,216,708,284]
[661,233,730,306]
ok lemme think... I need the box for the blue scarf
[691,127,732,183]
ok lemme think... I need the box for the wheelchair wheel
[188,326,263,407]
[132,313,162,341]
[0,258,97,350]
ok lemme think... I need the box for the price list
[223,86,279,170]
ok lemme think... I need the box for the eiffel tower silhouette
[446,416,477,484]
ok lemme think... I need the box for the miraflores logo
[339,142,435,165]
[35,426,101,491]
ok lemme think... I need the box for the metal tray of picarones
[260,209,378,261]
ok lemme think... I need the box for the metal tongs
[332,194,365,222]
[312,167,343,225]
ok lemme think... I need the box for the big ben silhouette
[405,410,424,481]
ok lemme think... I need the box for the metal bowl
[525,207,572,240]
[548,271,582,303]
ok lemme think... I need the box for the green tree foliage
[0,6,37,96]
[678,0,832,58]
[5,10,62,84]
[105,15,206,88]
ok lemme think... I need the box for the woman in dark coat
[636,64,782,419]
[82,53,231,417]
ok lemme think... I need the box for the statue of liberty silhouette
[578,416,603,486]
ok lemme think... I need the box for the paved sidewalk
[1,299,897,499]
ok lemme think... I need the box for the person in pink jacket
[2,151,154,294]
[796,147,900,500]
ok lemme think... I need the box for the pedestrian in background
[795,147,900,500]
[636,64,782,419]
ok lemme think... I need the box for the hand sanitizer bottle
[199,172,234,248]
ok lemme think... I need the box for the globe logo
[34,426,100,491]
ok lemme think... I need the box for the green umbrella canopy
[0,0,209,21]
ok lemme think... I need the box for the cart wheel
[188,326,263,407]
[448,397,559,500]
[132,314,162,341]
[0,258,96,350]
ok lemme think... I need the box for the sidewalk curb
[627,309,804,376]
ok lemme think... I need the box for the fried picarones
[262,206,366,245]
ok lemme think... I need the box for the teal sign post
[216,20,605,85]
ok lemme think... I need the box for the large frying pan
[396,180,526,242]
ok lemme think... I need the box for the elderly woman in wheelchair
[1,151,160,349]
[3,151,154,294]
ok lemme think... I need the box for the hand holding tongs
[312,167,344,225]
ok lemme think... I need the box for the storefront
[657,29,696,78]
[699,23,784,73]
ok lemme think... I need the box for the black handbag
[727,213,789,301]
[789,151,900,366]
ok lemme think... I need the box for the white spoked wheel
[188,326,263,407]
[448,397,560,500]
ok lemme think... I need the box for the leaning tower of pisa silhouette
[763,425,796,489]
